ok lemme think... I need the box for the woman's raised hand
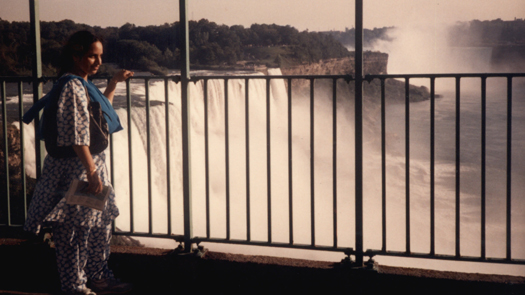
[112,69,134,83]
[105,69,134,103]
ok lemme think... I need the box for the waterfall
[105,69,357,248]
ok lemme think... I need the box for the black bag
[44,88,109,158]
[87,101,109,154]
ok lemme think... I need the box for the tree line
[447,18,525,46]
[329,19,525,49]
[0,18,351,76]
[326,26,393,48]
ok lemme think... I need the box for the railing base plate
[170,244,208,258]
[338,256,378,272]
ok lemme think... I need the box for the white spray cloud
[371,24,493,75]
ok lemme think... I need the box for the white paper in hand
[65,179,111,211]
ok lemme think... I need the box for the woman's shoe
[87,278,133,294]
[63,287,97,295]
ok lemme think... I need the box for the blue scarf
[23,75,123,138]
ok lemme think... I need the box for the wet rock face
[0,125,22,177]
[0,124,36,225]
[280,53,430,103]
[281,52,389,77]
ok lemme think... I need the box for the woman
[23,31,134,295]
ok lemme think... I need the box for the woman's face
[73,41,103,78]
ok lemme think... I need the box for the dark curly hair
[58,30,104,76]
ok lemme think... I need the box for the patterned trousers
[52,222,114,292]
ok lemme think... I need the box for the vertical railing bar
[287,78,294,245]
[224,78,231,241]
[506,76,513,260]
[145,79,153,234]
[354,0,365,266]
[310,78,315,247]
[332,78,338,248]
[179,0,193,252]
[28,0,43,228]
[1,81,11,225]
[455,77,461,257]
[266,78,272,243]
[480,77,487,259]
[164,79,172,235]
[204,79,211,239]
[430,77,436,256]
[244,78,251,241]
[30,0,44,179]
[405,78,411,254]
[108,79,116,233]
[381,78,387,252]
[18,81,27,221]
[126,79,134,232]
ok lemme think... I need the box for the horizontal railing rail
[367,73,525,78]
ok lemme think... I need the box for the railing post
[354,0,364,267]
[179,0,193,253]
[29,0,45,179]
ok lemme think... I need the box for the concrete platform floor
[1,238,524,295]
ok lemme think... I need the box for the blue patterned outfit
[24,75,120,292]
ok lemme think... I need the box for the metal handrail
[2,72,525,265]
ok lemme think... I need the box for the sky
[0,0,523,31]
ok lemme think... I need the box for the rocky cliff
[280,51,430,103]
[0,125,37,225]
[281,51,388,76]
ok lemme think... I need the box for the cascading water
[102,69,358,249]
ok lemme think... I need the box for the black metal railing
[363,73,525,265]
[2,72,525,266]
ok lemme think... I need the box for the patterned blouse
[24,75,119,234]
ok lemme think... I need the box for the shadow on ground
[1,237,524,295]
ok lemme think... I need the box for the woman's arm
[72,145,103,194]
[104,69,134,104]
